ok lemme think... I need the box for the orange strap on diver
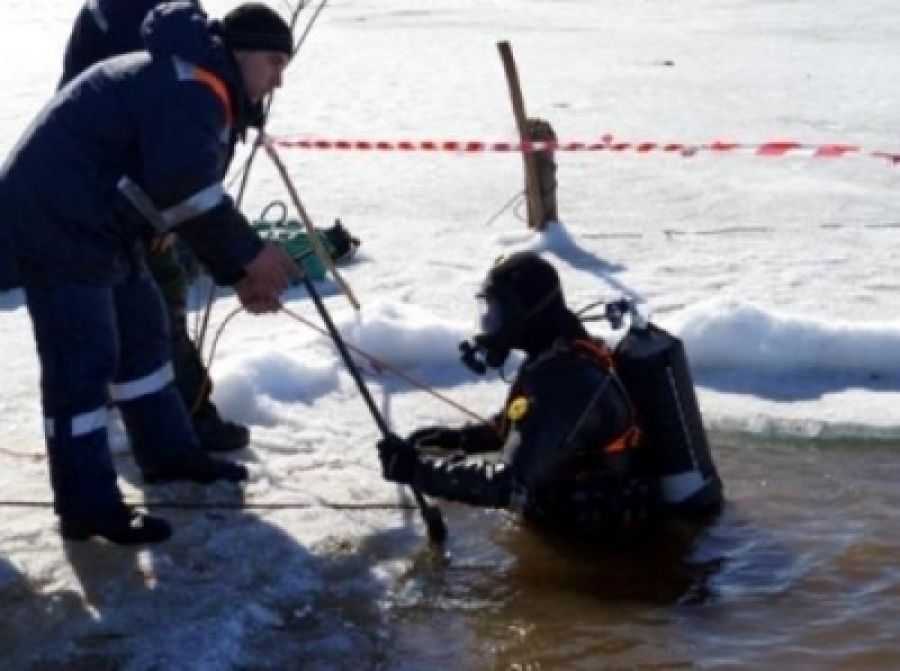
[572,339,641,454]
[604,424,641,454]
[572,338,616,372]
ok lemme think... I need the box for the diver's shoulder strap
[571,338,641,455]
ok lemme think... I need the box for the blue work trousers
[23,268,201,520]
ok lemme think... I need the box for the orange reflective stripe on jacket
[192,66,234,127]
[173,56,234,127]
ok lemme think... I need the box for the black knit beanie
[220,3,293,56]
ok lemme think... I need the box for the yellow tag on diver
[507,396,529,422]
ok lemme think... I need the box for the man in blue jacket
[59,0,259,455]
[0,2,299,544]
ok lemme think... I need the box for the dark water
[3,435,899,669]
[376,435,900,670]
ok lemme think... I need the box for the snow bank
[212,353,340,425]
[209,294,900,434]
[329,298,469,371]
[665,299,900,377]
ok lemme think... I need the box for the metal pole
[299,276,447,544]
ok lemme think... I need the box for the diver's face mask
[460,252,565,375]
[477,293,503,338]
[460,285,525,374]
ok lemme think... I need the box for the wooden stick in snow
[263,138,361,310]
[497,41,545,231]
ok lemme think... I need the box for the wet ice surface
[2,0,900,668]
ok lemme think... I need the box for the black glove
[406,426,461,451]
[377,434,419,485]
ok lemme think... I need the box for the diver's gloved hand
[377,434,419,485]
[406,426,462,451]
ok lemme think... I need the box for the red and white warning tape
[269,135,900,164]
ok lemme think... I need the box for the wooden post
[263,138,361,310]
[497,41,545,231]
[527,118,558,225]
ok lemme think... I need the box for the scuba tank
[607,303,723,514]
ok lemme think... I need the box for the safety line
[279,305,493,427]
[269,135,900,164]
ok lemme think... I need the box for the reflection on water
[377,436,900,670]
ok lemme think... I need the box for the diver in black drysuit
[378,252,673,539]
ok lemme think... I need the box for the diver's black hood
[474,252,585,365]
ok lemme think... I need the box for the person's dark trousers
[146,246,249,452]
[23,267,204,521]
[1,223,18,290]
[146,246,209,412]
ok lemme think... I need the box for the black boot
[142,451,248,485]
[60,506,172,545]
[193,402,250,453]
